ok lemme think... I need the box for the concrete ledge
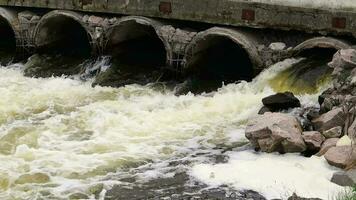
[0,0,355,39]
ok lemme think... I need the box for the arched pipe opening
[27,10,94,77]
[181,28,261,94]
[94,16,172,87]
[268,37,352,94]
[293,37,351,58]
[0,8,19,65]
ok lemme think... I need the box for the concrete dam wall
[0,1,355,91]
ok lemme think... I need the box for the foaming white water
[191,151,343,200]
[0,58,335,199]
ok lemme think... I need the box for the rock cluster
[245,48,356,187]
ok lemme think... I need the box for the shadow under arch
[94,16,173,87]
[26,10,94,77]
[182,27,261,93]
[0,7,20,65]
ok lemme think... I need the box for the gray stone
[88,15,103,25]
[316,138,339,156]
[329,49,356,70]
[331,170,356,187]
[322,126,343,138]
[312,108,346,132]
[262,92,301,112]
[269,42,286,51]
[302,131,325,151]
[18,11,34,20]
[324,146,355,169]
[245,112,306,153]
[348,119,356,140]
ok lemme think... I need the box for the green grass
[334,186,356,200]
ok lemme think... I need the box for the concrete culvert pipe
[34,10,93,57]
[268,37,352,94]
[95,16,171,87]
[0,7,20,65]
[294,37,351,57]
[28,10,94,77]
[183,27,261,93]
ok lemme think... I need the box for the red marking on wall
[332,17,346,29]
[242,9,255,21]
[159,2,172,14]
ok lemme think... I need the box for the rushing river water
[0,56,346,199]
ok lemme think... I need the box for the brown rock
[322,126,342,138]
[302,131,325,151]
[316,138,339,156]
[328,49,356,70]
[324,146,356,169]
[312,108,346,132]
[245,113,306,153]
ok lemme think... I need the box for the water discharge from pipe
[24,14,92,78]
[0,49,340,199]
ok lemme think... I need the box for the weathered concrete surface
[1,0,356,39]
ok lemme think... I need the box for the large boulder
[316,138,339,156]
[324,146,356,169]
[245,112,306,153]
[312,107,346,132]
[328,49,356,71]
[302,131,325,151]
[331,169,356,187]
[261,92,301,112]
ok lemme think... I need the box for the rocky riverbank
[245,49,356,194]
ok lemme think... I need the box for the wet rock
[305,108,320,121]
[331,169,356,187]
[324,146,356,169]
[261,92,301,112]
[316,138,338,156]
[245,112,306,153]
[322,126,343,138]
[258,106,271,115]
[302,131,325,151]
[287,193,322,200]
[312,107,346,132]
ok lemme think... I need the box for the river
[0,56,345,199]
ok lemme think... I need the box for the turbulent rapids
[0,53,346,199]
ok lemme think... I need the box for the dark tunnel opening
[36,16,91,56]
[94,21,168,87]
[0,17,16,65]
[182,35,254,94]
[25,15,92,77]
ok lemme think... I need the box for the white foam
[191,151,344,199]
[0,58,333,199]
